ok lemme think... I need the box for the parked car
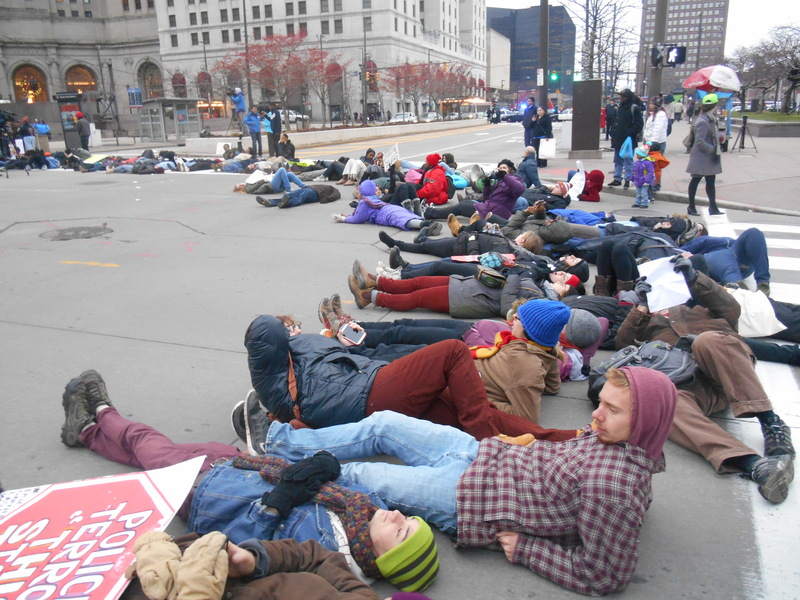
[500,109,524,122]
[557,108,573,121]
[285,109,310,123]
[445,112,460,120]
[389,112,418,123]
[421,112,441,123]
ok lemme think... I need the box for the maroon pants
[365,339,576,442]
[375,276,451,313]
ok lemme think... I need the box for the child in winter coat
[632,148,655,208]
[646,141,670,194]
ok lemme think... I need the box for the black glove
[261,451,341,518]
[495,170,506,180]
[671,255,697,284]
[634,277,652,308]
[481,176,492,187]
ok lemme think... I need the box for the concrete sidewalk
[543,119,800,217]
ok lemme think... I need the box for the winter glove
[174,532,229,600]
[634,277,652,308]
[130,531,182,600]
[479,252,503,269]
[332,213,347,223]
[671,255,697,284]
[261,451,341,518]
[481,176,492,188]
[495,170,506,180]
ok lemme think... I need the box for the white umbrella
[682,65,742,92]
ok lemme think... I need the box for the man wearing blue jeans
[252,167,307,206]
[608,89,643,189]
[260,365,679,597]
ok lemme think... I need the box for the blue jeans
[249,131,263,156]
[271,167,306,192]
[704,228,770,284]
[264,411,478,535]
[359,318,472,346]
[635,186,649,206]
[282,187,319,207]
[613,148,633,181]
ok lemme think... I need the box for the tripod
[224,110,244,138]
[731,115,758,153]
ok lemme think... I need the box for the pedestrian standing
[673,100,684,122]
[17,116,35,153]
[33,118,51,153]
[631,147,655,209]
[267,103,282,158]
[604,99,617,141]
[530,107,553,167]
[75,112,91,151]
[243,106,263,157]
[643,96,670,154]
[521,96,538,148]
[608,89,643,189]
[686,93,724,216]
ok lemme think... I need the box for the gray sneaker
[230,400,247,444]
[761,415,795,459]
[243,389,270,456]
[80,370,113,414]
[61,378,94,447]
[750,455,794,503]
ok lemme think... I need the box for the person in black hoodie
[608,89,643,189]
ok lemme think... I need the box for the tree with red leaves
[383,62,429,119]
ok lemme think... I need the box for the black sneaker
[230,400,247,444]
[749,455,794,503]
[623,180,631,189]
[256,196,274,207]
[607,179,622,187]
[378,230,396,248]
[278,195,291,208]
[61,378,94,447]
[243,389,270,456]
[762,415,795,459]
[389,247,408,270]
[80,370,112,414]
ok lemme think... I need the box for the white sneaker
[312,175,326,182]
[376,261,402,280]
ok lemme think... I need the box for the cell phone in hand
[340,323,366,345]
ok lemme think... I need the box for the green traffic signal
[549,71,559,81]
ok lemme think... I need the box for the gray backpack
[587,339,697,407]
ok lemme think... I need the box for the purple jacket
[477,174,527,219]
[632,159,655,187]
[344,196,418,230]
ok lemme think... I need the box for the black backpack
[587,339,697,407]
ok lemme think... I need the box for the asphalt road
[1,124,798,599]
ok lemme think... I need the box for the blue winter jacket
[246,316,385,426]
[188,461,386,548]
[230,91,246,112]
[243,112,262,133]
[517,155,541,188]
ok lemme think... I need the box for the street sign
[127,87,143,108]
[537,68,544,87]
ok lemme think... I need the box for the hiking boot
[243,389,270,456]
[328,294,351,334]
[749,455,794,503]
[447,214,461,237]
[378,230,396,248]
[317,297,333,329]
[230,400,247,444]
[592,275,611,297]
[757,282,771,296]
[427,221,443,237]
[762,415,795,459]
[348,274,371,309]
[80,370,113,414]
[61,378,94,448]
[616,279,635,292]
[389,247,408,270]
[607,179,622,187]
[352,260,376,289]
[469,211,482,225]
[414,226,430,243]
[256,196,274,207]
[278,195,291,208]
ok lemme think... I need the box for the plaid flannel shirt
[456,433,663,596]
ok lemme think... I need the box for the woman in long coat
[686,94,723,216]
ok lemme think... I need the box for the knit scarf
[558,332,579,350]
[232,454,381,578]
[471,330,530,359]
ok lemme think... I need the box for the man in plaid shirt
[263,365,677,596]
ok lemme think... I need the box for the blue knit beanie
[517,300,571,347]
[360,179,377,197]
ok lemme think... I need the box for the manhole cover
[40,225,114,241]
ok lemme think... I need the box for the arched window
[65,65,97,94]
[197,71,212,98]
[13,65,49,104]
[172,73,187,97]
[138,61,163,99]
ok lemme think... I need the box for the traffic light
[651,44,665,67]
[549,70,559,82]
[665,46,687,67]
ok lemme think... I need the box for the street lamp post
[695,11,703,69]
[242,0,253,104]
[201,37,211,111]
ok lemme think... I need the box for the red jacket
[416,164,449,205]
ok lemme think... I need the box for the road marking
[733,223,800,235]
[766,256,800,271]
[766,282,800,303]
[764,238,800,251]
[61,261,120,267]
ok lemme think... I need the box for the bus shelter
[138,98,202,145]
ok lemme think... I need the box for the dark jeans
[702,230,770,284]
[249,131,262,156]
[596,240,639,281]
[323,161,345,180]
[425,201,507,225]
[388,183,418,205]
[282,187,319,207]
[770,298,800,343]
[742,338,800,366]
[402,259,480,278]
[358,318,472,346]
[395,237,459,258]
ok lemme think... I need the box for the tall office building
[636,0,729,96]
[487,4,576,97]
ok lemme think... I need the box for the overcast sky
[486,0,800,56]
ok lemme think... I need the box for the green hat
[375,517,439,592]
[702,93,719,105]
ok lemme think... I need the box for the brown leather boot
[617,279,635,292]
[352,260,376,290]
[592,275,611,297]
[447,213,462,237]
[348,274,371,309]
